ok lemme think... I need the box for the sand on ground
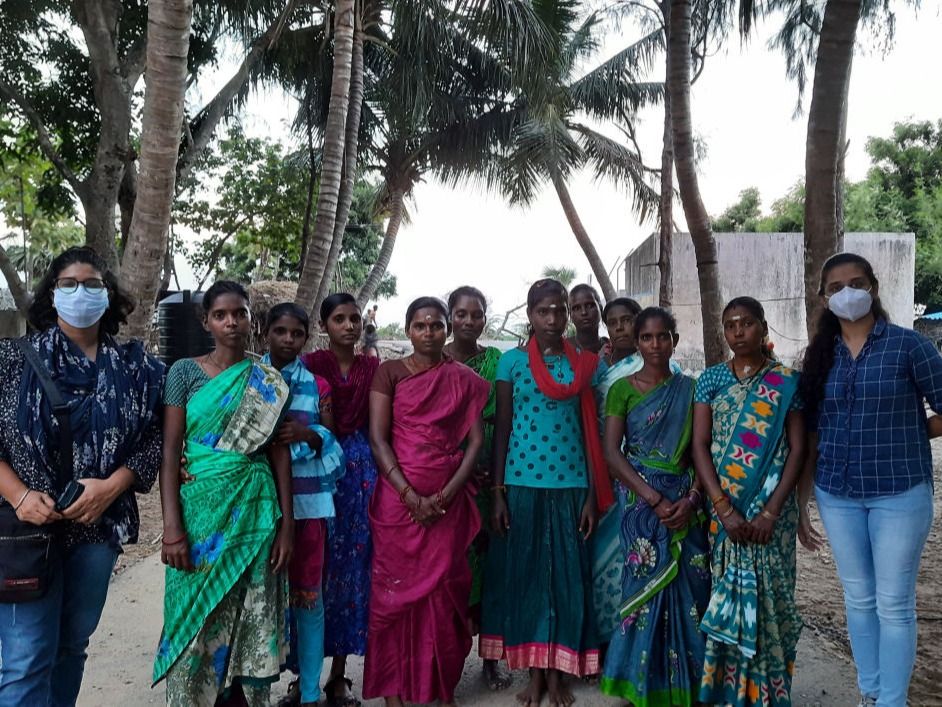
[78,441,942,706]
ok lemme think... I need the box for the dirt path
[79,441,942,706]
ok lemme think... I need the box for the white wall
[621,232,915,370]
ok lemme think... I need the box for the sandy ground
[78,441,942,706]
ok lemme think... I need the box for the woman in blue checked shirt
[800,252,941,707]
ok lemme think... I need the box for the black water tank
[157,291,214,366]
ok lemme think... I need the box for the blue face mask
[53,287,110,329]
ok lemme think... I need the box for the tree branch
[176,0,297,184]
[121,34,148,89]
[0,77,84,195]
[0,244,31,315]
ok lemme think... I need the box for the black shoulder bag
[0,338,81,602]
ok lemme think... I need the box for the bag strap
[16,338,74,493]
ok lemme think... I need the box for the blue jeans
[816,483,933,707]
[0,542,118,706]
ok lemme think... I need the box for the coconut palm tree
[486,0,664,302]
[121,0,193,340]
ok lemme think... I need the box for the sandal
[324,675,361,707]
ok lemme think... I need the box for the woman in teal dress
[599,307,710,706]
[692,297,806,706]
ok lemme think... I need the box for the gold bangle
[760,508,778,521]
[721,505,735,518]
[491,484,507,494]
[384,464,401,479]
[710,492,727,506]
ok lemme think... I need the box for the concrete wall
[621,232,915,370]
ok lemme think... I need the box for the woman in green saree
[442,285,509,691]
[155,282,295,706]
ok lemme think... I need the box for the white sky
[8,7,941,331]
[332,6,942,330]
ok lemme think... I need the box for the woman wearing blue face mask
[800,252,941,707]
[0,247,164,704]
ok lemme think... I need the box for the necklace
[730,356,766,382]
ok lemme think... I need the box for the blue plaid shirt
[814,319,942,498]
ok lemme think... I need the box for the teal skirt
[479,486,600,676]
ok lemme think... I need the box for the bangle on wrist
[13,488,31,511]
[760,508,779,521]
[384,463,401,479]
[162,531,187,546]
[491,484,507,494]
[399,484,414,505]
[688,488,702,499]
[686,494,698,509]
[710,491,727,506]
[721,504,735,518]
[649,495,664,508]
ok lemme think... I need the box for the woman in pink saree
[364,297,490,706]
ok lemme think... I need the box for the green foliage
[712,187,761,232]
[176,127,396,297]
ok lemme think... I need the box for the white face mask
[826,286,873,322]
[53,287,110,328]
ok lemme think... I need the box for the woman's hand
[718,507,750,544]
[579,495,597,540]
[747,513,775,545]
[270,520,294,573]
[409,494,444,527]
[275,418,319,448]
[161,527,193,572]
[492,493,510,536]
[61,477,125,525]
[15,490,61,525]
[659,497,693,531]
[798,503,824,551]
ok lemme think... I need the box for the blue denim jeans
[816,483,934,707]
[0,542,118,706]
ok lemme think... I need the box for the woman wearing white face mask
[799,252,941,707]
[0,247,163,704]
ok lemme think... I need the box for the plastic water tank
[157,291,214,366]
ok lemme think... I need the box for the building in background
[621,232,915,370]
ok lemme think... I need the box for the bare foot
[483,659,512,691]
[545,669,575,707]
[516,668,546,706]
[384,697,405,707]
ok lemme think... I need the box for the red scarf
[527,337,614,512]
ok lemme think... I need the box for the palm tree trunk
[120,0,193,341]
[298,110,317,275]
[295,0,355,313]
[551,173,617,301]
[357,186,403,309]
[315,12,366,306]
[804,0,860,337]
[668,0,724,366]
[658,2,674,309]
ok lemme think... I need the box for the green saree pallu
[154,360,291,685]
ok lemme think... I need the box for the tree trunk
[295,0,355,313]
[0,246,31,315]
[658,1,674,309]
[550,173,617,301]
[357,187,403,309]
[314,14,366,308]
[298,112,317,276]
[667,0,725,366]
[120,0,193,341]
[803,0,861,337]
[118,156,138,255]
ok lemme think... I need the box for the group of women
[0,246,936,707]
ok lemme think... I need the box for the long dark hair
[723,296,775,360]
[201,280,249,316]
[405,296,449,332]
[602,297,642,322]
[800,252,890,421]
[632,306,677,340]
[319,292,358,323]
[447,285,487,314]
[264,302,310,335]
[27,246,135,336]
